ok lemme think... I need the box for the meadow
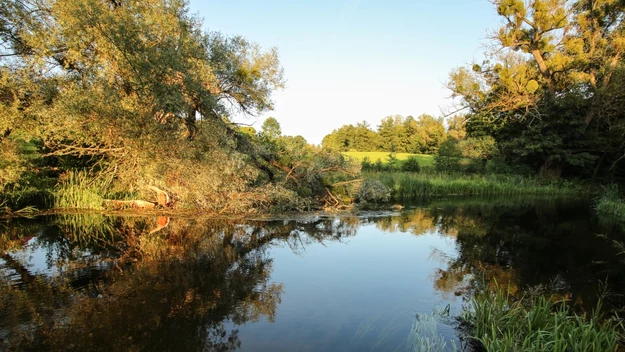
[342,152,435,167]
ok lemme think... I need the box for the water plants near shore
[464,285,622,352]
[365,171,585,200]
[595,185,625,224]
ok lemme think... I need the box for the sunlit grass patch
[343,152,435,167]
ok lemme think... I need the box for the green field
[342,152,434,167]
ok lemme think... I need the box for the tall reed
[594,184,625,221]
[365,171,584,200]
[53,170,110,209]
[464,285,622,352]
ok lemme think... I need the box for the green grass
[365,171,584,199]
[594,184,625,222]
[54,170,111,210]
[464,285,622,352]
[343,152,435,167]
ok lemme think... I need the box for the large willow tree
[0,0,288,208]
[449,0,625,178]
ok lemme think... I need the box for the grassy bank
[464,286,622,351]
[342,152,435,167]
[365,171,585,199]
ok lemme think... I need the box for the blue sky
[188,1,502,144]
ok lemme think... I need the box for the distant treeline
[321,114,465,154]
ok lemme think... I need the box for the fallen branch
[332,179,363,187]
[148,185,171,207]
[103,199,156,210]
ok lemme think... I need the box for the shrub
[386,153,399,170]
[355,179,390,203]
[374,158,384,172]
[401,156,421,172]
[361,156,373,171]
[486,156,534,176]
[434,156,463,173]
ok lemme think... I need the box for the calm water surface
[1,197,624,351]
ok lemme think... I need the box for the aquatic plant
[407,308,459,352]
[53,170,110,210]
[365,171,584,200]
[595,184,625,222]
[464,285,622,352]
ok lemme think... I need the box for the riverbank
[364,171,588,200]
[1,170,596,218]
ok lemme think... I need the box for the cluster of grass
[464,285,622,352]
[53,170,123,210]
[343,152,435,167]
[408,308,459,352]
[365,171,584,200]
[594,184,625,222]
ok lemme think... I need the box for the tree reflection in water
[0,215,358,351]
[1,198,624,351]
[369,197,625,309]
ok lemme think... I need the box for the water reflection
[0,197,623,351]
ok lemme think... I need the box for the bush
[486,156,534,176]
[401,156,420,172]
[434,156,463,173]
[374,158,384,172]
[386,153,399,170]
[355,179,390,203]
[361,157,373,171]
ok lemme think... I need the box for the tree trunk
[539,157,563,178]
[592,152,606,179]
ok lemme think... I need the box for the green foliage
[0,139,26,191]
[354,179,390,204]
[375,158,384,172]
[594,184,625,222]
[321,121,380,152]
[465,285,621,352]
[386,152,399,169]
[434,156,464,173]
[0,0,361,213]
[458,137,497,160]
[401,156,421,172]
[485,156,534,176]
[260,117,282,140]
[361,156,373,171]
[448,0,625,177]
[322,115,447,154]
[53,171,113,210]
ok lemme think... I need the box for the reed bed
[464,286,622,352]
[594,184,625,221]
[365,171,584,200]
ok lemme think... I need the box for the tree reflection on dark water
[0,197,623,351]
